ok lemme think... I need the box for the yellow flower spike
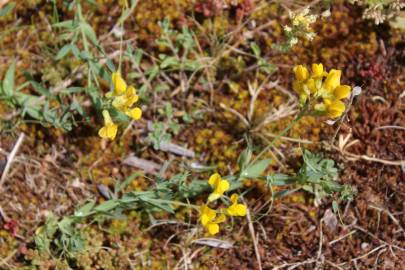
[112,95,127,110]
[292,80,304,94]
[125,107,142,120]
[293,65,309,81]
[112,86,140,110]
[312,63,324,78]
[306,78,317,94]
[200,205,216,226]
[326,100,346,118]
[334,85,351,100]
[226,194,247,217]
[124,86,139,107]
[208,173,230,202]
[98,110,118,140]
[199,205,226,235]
[323,69,341,91]
[112,72,127,95]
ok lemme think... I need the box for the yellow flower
[311,63,325,78]
[112,86,139,110]
[208,173,230,202]
[226,194,247,217]
[306,78,317,94]
[293,80,304,94]
[325,99,346,118]
[112,72,127,96]
[334,85,351,100]
[125,107,142,120]
[98,110,118,140]
[323,69,341,91]
[200,204,226,235]
[293,65,309,81]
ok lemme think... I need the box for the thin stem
[148,199,199,210]
[77,3,92,87]
[118,10,124,73]
[250,103,308,165]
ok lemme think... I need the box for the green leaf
[53,20,76,29]
[56,44,71,60]
[114,172,142,194]
[332,200,339,213]
[134,49,143,66]
[160,55,180,69]
[0,2,15,17]
[2,61,16,96]
[241,158,271,179]
[93,200,119,212]
[74,201,95,217]
[30,81,51,97]
[71,44,80,58]
[251,42,261,57]
[237,148,252,171]
[80,22,99,46]
[58,217,74,235]
[144,199,175,214]
[267,174,296,186]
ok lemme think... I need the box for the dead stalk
[0,133,25,189]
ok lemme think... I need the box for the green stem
[250,103,308,165]
[77,3,92,87]
[148,198,199,210]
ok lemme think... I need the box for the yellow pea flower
[334,85,351,100]
[200,205,226,235]
[125,107,142,120]
[226,194,247,217]
[292,80,304,94]
[208,173,230,202]
[306,78,317,94]
[98,110,118,140]
[323,69,341,91]
[124,86,139,107]
[112,72,127,96]
[325,99,346,118]
[293,65,309,81]
[311,63,324,78]
[112,86,139,110]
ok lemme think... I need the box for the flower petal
[213,214,226,223]
[323,69,341,91]
[126,107,142,120]
[98,126,109,139]
[327,100,346,118]
[208,193,221,202]
[234,204,247,216]
[217,180,230,194]
[208,173,221,187]
[312,63,324,78]
[207,223,219,235]
[334,85,351,100]
[230,193,239,204]
[294,65,309,81]
[112,72,127,95]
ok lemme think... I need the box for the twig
[0,249,16,269]
[329,230,357,246]
[339,244,387,267]
[245,205,263,270]
[374,125,405,131]
[0,133,25,188]
[219,103,250,128]
[273,259,316,270]
[368,205,404,236]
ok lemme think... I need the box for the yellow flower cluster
[293,64,351,118]
[98,72,142,140]
[199,173,247,235]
